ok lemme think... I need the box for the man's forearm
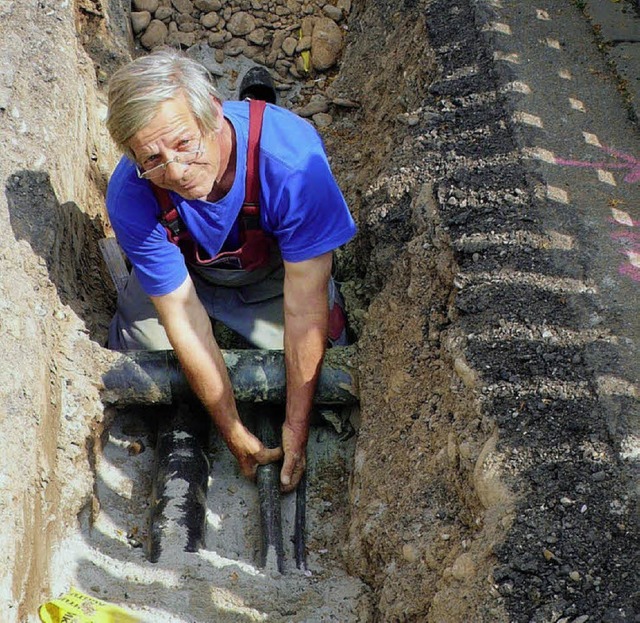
[173,324,240,437]
[150,277,283,478]
[283,309,328,438]
[151,278,243,437]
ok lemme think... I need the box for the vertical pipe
[294,473,307,571]
[148,405,210,563]
[255,410,285,573]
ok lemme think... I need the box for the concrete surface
[584,0,640,123]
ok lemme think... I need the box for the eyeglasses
[136,141,205,180]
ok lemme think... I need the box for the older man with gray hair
[104,50,355,492]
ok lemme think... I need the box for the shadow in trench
[72,407,263,623]
[5,169,115,344]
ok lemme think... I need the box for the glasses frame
[136,139,205,180]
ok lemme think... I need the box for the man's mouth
[177,177,198,192]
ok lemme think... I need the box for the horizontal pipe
[100,346,359,406]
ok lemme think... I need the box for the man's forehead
[130,97,198,153]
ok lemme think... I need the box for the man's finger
[256,445,284,465]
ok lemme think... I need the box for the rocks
[168,30,196,48]
[294,95,329,118]
[282,36,297,57]
[140,19,168,49]
[155,6,173,20]
[246,27,266,46]
[226,11,256,36]
[194,0,220,10]
[296,35,311,52]
[208,31,226,47]
[200,11,219,28]
[401,543,419,563]
[311,17,343,71]
[133,0,159,12]
[131,0,345,76]
[451,553,476,581]
[131,11,152,34]
[171,0,194,14]
[312,112,332,127]
[224,38,246,57]
[322,4,343,22]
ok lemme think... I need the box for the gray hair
[106,49,222,161]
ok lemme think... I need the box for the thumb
[281,451,305,492]
[280,452,295,487]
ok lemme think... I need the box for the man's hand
[223,420,284,480]
[280,419,308,493]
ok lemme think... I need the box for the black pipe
[294,473,307,571]
[255,409,285,573]
[148,405,210,563]
[101,347,359,406]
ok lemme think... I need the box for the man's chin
[175,183,207,201]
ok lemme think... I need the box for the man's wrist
[218,417,248,443]
[282,416,310,446]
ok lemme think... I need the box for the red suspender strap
[151,182,173,212]
[245,99,266,211]
[151,184,189,245]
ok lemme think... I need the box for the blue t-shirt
[107,101,356,296]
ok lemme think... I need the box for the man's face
[129,94,222,201]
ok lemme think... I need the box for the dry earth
[0,0,638,622]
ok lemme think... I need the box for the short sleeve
[107,160,188,297]
[265,153,356,263]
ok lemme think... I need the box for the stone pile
[131,0,350,81]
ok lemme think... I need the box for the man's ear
[211,96,224,133]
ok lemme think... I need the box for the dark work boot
[238,66,277,104]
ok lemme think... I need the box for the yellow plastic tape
[38,587,140,623]
[299,28,310,73]
[301,50,311,73]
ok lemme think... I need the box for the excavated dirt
[1,0,638,622]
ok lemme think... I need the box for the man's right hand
[223,421,284,480]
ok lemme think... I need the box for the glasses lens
[139,148,202,180]
[140,164,165,180]
[180,149,201,165]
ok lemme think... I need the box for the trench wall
[0,1,125,617]
[325,2,513,620]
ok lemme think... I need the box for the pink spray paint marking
[555,144,640,184]
[610,211,640,283]
[619,262,640,282]
[554,144,640,281]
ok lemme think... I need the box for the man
[105,50,356,492]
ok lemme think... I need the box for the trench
[3,0,638,619]
[4,0,494,619]
[32,2,482,620]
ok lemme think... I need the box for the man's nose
[163,159,185,182]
